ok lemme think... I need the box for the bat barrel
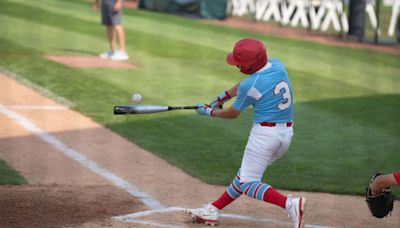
[114,105,170,115]
[114,105,136,115]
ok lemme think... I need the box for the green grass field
[0,0,399,195]
[0,160,27,185]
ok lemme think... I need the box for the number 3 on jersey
[274,81,291,110]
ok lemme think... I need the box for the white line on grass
[0,104,165,210]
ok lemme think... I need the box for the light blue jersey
[233,58,293,123]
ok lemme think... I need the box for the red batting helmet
[226,38,267,74]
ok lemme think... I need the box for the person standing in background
[93,0,129,61]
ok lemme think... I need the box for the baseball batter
[186,38,305,228]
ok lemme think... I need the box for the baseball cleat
[185,204,220,226]
[285,195,306,228]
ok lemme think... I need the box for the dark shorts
[101,0,122,25]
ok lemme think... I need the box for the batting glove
[196,103,214,117]
[209,91,231,108]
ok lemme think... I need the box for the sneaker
[110,50,129,61]
[285,195,306,228]
[99,49,113,59]
[185,204,220,226]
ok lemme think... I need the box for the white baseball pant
[239,123,294,183]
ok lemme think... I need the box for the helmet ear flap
[240,66,254,74]
[239,53,267,74]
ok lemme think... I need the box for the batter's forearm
[212,106,240,119]
[226,82,239,98]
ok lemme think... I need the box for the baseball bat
[113,105,199,115]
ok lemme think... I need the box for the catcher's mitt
[365,173,395,218]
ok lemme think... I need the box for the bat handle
[168,106,199,110]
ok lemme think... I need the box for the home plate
[45,55,135,69]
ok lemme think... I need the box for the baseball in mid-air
[131,93,142,103]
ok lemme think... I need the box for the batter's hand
[196,103,214,117]
[209,91,231,108]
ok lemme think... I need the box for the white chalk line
[113,207,332,228]
[116,219,182,228]
[0,104,164,210]
[0,104,332,228]
[113,207,185,228]
[8,105,68,110]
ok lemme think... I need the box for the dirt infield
[0,185,145,228]
[1,69,399,228]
